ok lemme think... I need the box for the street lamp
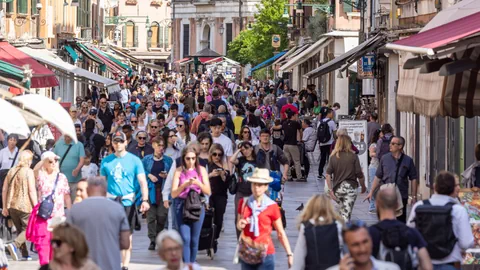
[282,7,289,18]
[287,17,293,28]
[147,28,153,38]
[247,22,252,30]
[295,0,303,14]
[219,24,224,35]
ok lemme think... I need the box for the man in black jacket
[127,131,154,159]
[97,97,114,134]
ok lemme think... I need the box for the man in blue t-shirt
[100,131,149,270]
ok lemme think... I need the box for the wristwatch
[287,253,293,257]
[142,199,149,203]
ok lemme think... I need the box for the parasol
[0,98,31,139]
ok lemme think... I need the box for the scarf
[247,194,276,237]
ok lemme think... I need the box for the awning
[0,60,25,82]
[304,34,386,79]
[64,45,78,63]
[386,11,480,56]
[279,37,332,72]
[92,47,132,76]
[0,42,59,88]
[250,51,288,72]
[143,62,165,72]
[199,57,216,64]
[108,44,144,65]
[18,46,121,93]
[175,58,190,64]
[130,54,170,61]
[86,45,128,75]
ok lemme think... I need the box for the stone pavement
[8,152,378,270]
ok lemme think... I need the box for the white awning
[18,47,121,93]
[279,37,332,72]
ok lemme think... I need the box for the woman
[235,126,257,147]
[113,101,123,119]
[197,132,212,167]
[78,102,89,125]
[99,133,113,163]
[171,146,211,263]
[156,230,201,270]
[163,129,184,160]
[69,107,82,129]
[325,135,366,221]
[292,194,344,270]
[196,84,206,106]
[229,141,256,238]
[368,129,382,213]
[237,168,293,270]
[31,151,72,266]
[111,110,127,134]
[136,107,148,131]
[125,105,134,125]
[177,119,197,145]
[283,109,304,181]
[3,150,37,261]
[207,144,230,250]
[39,223,99,270]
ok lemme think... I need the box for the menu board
[459,188,480,265]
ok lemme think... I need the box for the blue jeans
[433,264,459,270]
[174,198,205,263]
[368,166,377,212]
[241,254,275,270]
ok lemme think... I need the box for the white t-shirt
[120,88,130,104]
[81,163,99,178]
[213,134,233,157]
[0,147,18,170]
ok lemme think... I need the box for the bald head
[218,105,226,113]
[376,187,398,211]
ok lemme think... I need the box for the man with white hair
[156,230,201,270]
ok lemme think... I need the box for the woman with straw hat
[236,168,293,270]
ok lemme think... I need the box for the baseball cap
[89,108,97,115]
[112,131,126,142]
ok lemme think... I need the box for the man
[327,221,400,270]
[153,98,166,114]
[318,109,337,180]
[367,113,381,143]
[67,177,131,270]
[165,104,179,130]
[54,135,85,202]
[85,108,104,134]
[366,136,417,223]
[183,90,196,114]
[142,137,173,250]
[275,92,288,117]
[130,116,142,137]
[369,188,432,270]
[191,105,212,135]
[332,102,341,121]
[280,96,299,120]
[319,99,329,119]
[100,131,150,270]
[120,84,131,108]
[75,96,84,109]
[75,124,86,145]
[97,97,114,134]
[148,120,161,144]
[127,131,154,159]
[217,105,234,132]
[0,133,19,171]
[208,89,228,112]
[218,115,235,145]
[408,171,474,269]
[210,118,233,159]
[83,119,106,165]
[122,125,137,150]
[255,129,290,183]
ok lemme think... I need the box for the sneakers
[121,267,128,270]
[148,241,155,251]
[6,243,18,261]
[368,209,376,214]
[297,178,307,182]
[21,256,32,261]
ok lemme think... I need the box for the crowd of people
[0,70,475,270]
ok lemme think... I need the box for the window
[17,0,28,14]
[164,26,169,48]
[126,21,135,48]
[150,22,159,48]
[159,25,164,48]
[226,23,233,53]
[183,24,190,57]
[77,0,91,28]
[6,2,13,13]
[31,0,38,15]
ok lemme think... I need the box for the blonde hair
[16,150,33,168]
[297,194,343,229]
[331,135,354,158]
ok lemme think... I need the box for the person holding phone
[207,143,230,252]
[142,136,174,251]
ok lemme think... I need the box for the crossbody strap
[50,173,60,200]
[59,144,73,168]
[394,154,405,186]
[8,168,22,187]
[10,150,18,168]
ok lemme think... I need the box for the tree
[227,0,288,66]
[307,11,328,41]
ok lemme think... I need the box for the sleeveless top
[178,168,203,199]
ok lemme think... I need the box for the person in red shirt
[280,96,299,120]
[237,168,293,269]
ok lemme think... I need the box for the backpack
[317,119,332,144]
[414,200,457,260]
[303,222,341,270]
[198,118,210,134]
[183,190,202,223]
[374,223,418,270]
[377,137,391,161]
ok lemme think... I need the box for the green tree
[227,0,288,66]
[307,11,328,41]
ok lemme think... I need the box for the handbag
[228,174,237,195]
[37,173,60,220]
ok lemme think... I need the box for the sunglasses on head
[344,220,367,231]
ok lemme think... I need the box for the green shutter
[122,25,126,47]
[134,25,138,47]
[31,0,35,15]
[159,26,164,48]
[147,32,151,49]
[18,0,27,14]
[343,1,353,13]
[164,27,169,48]
[6,2,13,13]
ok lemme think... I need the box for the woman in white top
[292,194,344,270]
[176,119,197,145]
[136,107,148,132]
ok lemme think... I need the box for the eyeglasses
[100,101,106,104]
[162,246,182,254]
[50,239,63,248]
[212,152,223,157]
[82,107,88,109]
[185,156,196,161]
[138,137,147,140]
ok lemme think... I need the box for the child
[271,119,284,149]
[81,150,98,179]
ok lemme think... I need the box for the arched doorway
[202,24,211,49]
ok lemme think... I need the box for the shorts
[124,205,137,233]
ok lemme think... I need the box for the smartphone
[161,171,167,174]
[215,168,224,172]
[342,245,350,255]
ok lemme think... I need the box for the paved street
[8,153,378,270]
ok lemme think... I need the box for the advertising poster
[339,120,369,181]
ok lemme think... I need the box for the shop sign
[339,120,369,180]
[358,52,375,79]
[272,35,281,48]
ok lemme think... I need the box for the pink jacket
[26,204,48,243]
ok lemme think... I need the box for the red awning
[0,42,58,88]
[174,58,190,64]
[391,11,480,50]
[199,57,215,64]
[203,57,223,64]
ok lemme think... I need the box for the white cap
[41,151,59,161]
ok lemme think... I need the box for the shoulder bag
[37,173,60,220]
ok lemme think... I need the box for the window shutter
[134,26,139,47]
[343,1,353,13]
[147,32,151,49]
[18,0,27,14]
[6,2,13,13]
[164,27,169,48]
[159,26,164,48]
[122,25,126,47]
[31,0,36,15]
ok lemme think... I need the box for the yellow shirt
[233,116,245,135]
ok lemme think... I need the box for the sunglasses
[50,239,63,248]
[242,131,250,134]
[138,137,147,140]
[113,139,125,144]
[100,101,106,104]
[151,126,159,129]
[390,142,402,146]
[344,220,367,231]
[131,120,138,123]
[48,159,59,164]
[185,156,196,161]
[177,125,184,128]
[212,152,223,157]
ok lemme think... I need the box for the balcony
[193,0,215,6]
[125,0,137,5]
[151,0,162,6]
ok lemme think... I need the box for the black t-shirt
[282,120,301,145]
[150,159,165,183]
[236,157,255,196]
[208,162,228,196]
[208,99,227,112]
[368,219,427,259]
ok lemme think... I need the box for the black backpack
[317,119,332,144]
[303,222,341,270]
[377,137,392,161]
[374,223,418,270]
[414,200,457,260]
[198,118,210,134]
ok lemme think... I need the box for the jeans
[241,254,275,270]
[174,198,205,263]
[368,166,377,212]
[433,264,459,270]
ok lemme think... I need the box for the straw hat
[247,168,273,184]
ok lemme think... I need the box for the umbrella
[422,0,480,31]
[0,98,30,139]
[12,94,77,143]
